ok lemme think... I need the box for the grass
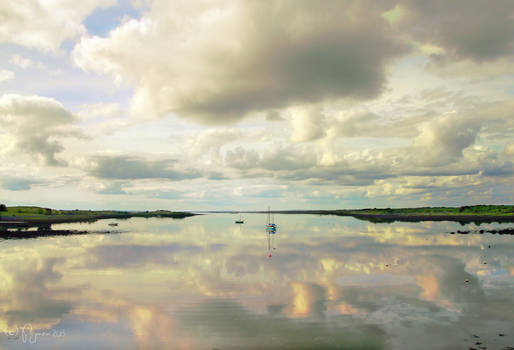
[340,205,514,216]
[0,206,195,224]
[1,206,127,219]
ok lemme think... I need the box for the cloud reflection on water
[0,215,513,349]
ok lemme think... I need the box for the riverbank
[0,206,197,226]
[334,205,514,223]
[338,212,514,223]
[0,229,122,239]
[230,205,514,223]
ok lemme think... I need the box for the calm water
[0,214,513,349]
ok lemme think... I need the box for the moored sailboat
[266,207,276,233]
[266,207,277,258]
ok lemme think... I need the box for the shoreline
[0,210,197,239]
[2,205,513,226]
[0,210,198,238]
[12,211,196,225]
[205,210,514,223]
[0,210,197,226]
[0,229,122,240]
[341,213,514,223]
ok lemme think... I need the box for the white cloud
[185,128,244,159]
[72,0,406,123]
[0,70,14,83]
[0,0,116,50]
[0,94,81,165]
[410,112,481,166]
[290,106,326,142]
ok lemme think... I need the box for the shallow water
[0,214,513,349]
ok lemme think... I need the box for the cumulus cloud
[88,155,202,180]
[329,111,383,138]
[410,113,481,166]
[185,128,243,158]
[0,70,14,83]
[0,0,116,50]
[327,109,427,139]
[290,106,326,142]
[224,147,261,170]
[209,98,513,201]
[225,145,317,172]
[73,0,406,123]
[0,94,81,166]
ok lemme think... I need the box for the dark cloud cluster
[401,0,514,62]
[73,0,407,123]
[73,0,514,125]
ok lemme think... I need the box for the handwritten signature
[2,324,65,344]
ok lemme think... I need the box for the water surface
[1,214,513,349]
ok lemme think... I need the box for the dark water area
[0,214,513,349]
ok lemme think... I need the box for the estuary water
[0,214,513,350]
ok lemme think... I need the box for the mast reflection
[266,208,277,258]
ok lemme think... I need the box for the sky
[0,0,513,210]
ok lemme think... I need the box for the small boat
[235,213,244,224]
[266,207,276,233]
[266,207,277,258]
[108,222,118,227]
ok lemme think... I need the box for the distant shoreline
[333,212,514,224]
[206,205,514,224]
[2,205,514,227]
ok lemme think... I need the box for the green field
[340,205,514,216]
[0,205,195,224]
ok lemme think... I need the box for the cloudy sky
[0,0,513,210]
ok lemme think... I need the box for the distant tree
[0,204,6,212]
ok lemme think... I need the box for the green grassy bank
[0,205,196,225]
